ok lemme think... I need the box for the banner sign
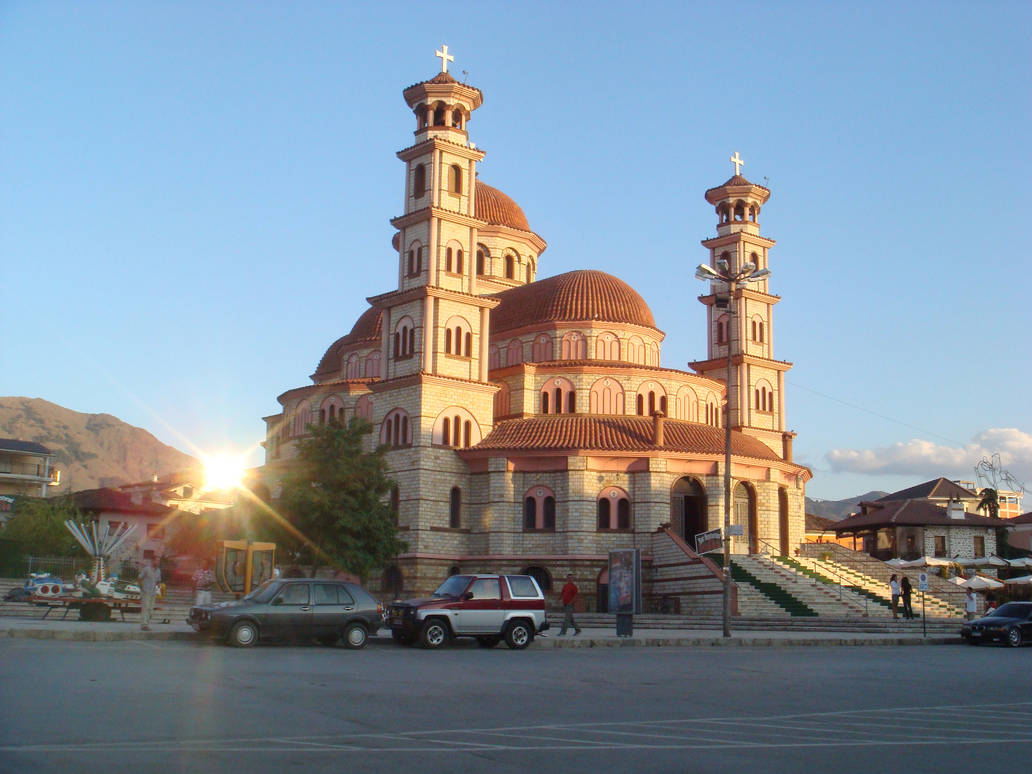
[608,549,641,614]
[695,529,722,554]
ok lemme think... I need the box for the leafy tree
[977,488,1000,519]
[0,496,82,556]
[277,417,405,580]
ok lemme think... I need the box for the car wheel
[420,619,450,649]
[476,635,501,648]
[504,620,533,650]
[1006,627,1023,648]
[343,622,368,649]
[316,633,339,646]
[229,620,259,648]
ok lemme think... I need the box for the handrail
[754,538,877,615]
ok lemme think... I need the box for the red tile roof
[469,415,780,459]
[475,181,531,232]
[490,270,657,334]
[876,477,976,503]
[70,487,171,515]
[313,306,383,377]
[833,499,1005,532]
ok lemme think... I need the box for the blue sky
[3,1,1030,500]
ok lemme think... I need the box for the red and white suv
[387,574,549,649]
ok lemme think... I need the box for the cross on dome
[435,44,455,73]
[730,151,744,176]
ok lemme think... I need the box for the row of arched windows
[444,246,464,274]
[524,486,632,532]
[475,246,528,282]
[406,246,423,277]
[411,163,464,200]
[394,319,415,360]
[444,320,472,357]
[488,332,661,369]
[755,384,775,412]
[343,350,381,380]
[717,201,760,224]
[415,102,467,132]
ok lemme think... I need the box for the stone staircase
[799,544,966,618]
[733,555,877,618]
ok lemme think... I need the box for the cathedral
[259,48,811,608]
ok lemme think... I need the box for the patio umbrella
[1006,557,1032,568]
[984,556,1009,567]
[914,556,953,567]
[1003,574,1032,585]
[961,575,1005,590]
[885,558,907,568]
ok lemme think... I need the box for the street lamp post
[695,259,770,638]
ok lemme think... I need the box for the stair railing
[754,539,869,616]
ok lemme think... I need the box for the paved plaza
[1,632,1027,773]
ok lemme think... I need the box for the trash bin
[616,612,633,637]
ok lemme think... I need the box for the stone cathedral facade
[259,51,811,605]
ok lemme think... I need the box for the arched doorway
[733,482,759,554]
[521,566,552,593]
[596,566,609,613]
[671,477,707,548]
[778,488,790,555]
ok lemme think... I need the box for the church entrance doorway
[671,477,707,549]
[734,482,759,554]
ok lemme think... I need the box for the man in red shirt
[559,573,582,636]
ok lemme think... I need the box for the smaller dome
[312,306,382,378]
[475,181,531,232]
[491,270,657,334]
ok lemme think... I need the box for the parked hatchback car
[387,574,548,649]
[188,578,384,648]
[960,601,1032,647]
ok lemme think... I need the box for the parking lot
[1,637,1029,773]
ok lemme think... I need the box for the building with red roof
[258,51,811,605]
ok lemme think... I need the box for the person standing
[192,559,215,607]
[965,589,978,621]
[900,575,914,620]
[138,556,162,631]
[559,573,582,636]
[889,574,900,619]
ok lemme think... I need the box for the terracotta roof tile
[833,500,1005,531]
[469,415,780,460]
[876,477,976,503]
[491,270,657,334]
[313,306,383,377]
[475,180,531,231]
[69,487,171,515]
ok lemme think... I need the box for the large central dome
[491,270,657,334]
[475,180,531,232]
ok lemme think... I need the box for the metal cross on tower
[730,151,744,176]
[435,44,454,73]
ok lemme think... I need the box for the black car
[960,601,1032,647]
[188,578,384,648]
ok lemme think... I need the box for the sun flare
[203,452,247,492]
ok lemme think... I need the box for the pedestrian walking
[559,573,581,636]
[138,556,162,631]
[889,574,900,619]
[900,575,914,619]
[192,559,215,606]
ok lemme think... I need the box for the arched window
[524,486,556,531]
[488,345,501,370]
[594,332,620,361]
[476,245,488,275]
[589,378,624,415]
[451,109,463,129]
[751,251,761,269]
[346,353,361,379]
[433,407,481,447]
[506,339,523,366]
[449,164,462,194]
[444,316,472,357]
[394,317,415,359]
[445,247,453,273]
[354,395,373,422]
[560,332,586,360]
[540,377,574,414]
[597,486,631,530]
[449,487,461,528]
[531,334,552,362]
[627,336,645,365]
[716,315,729,345]
[416,104,428,129]
[635,382,667,417]
[292,401,310,437]
[675,386,698,421]
[380,408,412,448]
[505,254,515,279]
[455,249,463,274]
[320,396,344,426]
[413,164,426,197]
[364,350,381,378]
[734,202,744,221]
[406,242,423,278]
[433,105,445,126]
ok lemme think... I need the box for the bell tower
[691,153,794,459]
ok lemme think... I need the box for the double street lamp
[695,258,770,638]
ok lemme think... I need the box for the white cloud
[826,428,1032,487]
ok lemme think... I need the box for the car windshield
[243,580,281,603]
[432,575,471,597]
[990,603,1031,618]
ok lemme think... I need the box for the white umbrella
[961,575,1005,590]
[1003,574,1032,585]
[984,556,1009,567]
[885,558,907,568]
[913,556,953,567]
[1006,557,1032,568]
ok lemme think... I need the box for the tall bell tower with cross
[690,153,795,460]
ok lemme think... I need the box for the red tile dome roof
[313,306,383,377]
[475,181,531,232]
[491,270,657,334]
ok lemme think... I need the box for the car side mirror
[463,592,474,600]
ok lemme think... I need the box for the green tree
[277,417,405,580]
[0,496,82,556]
[977,488,1000,519]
